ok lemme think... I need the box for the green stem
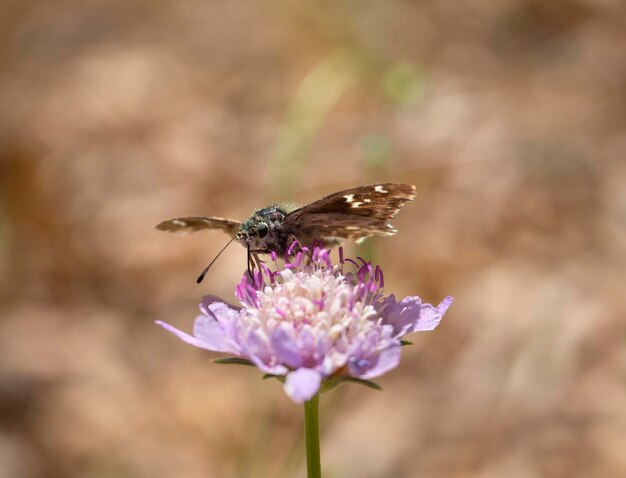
[304,394,321,478]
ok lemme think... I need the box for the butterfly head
[236,205,291,253]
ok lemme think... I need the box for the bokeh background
[1,1,625,477]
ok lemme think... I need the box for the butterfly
[156,183,416,282]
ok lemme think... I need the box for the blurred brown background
[1,1,625,477]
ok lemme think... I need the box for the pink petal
[206,300,240,338]
[243,330,289,376]
[193,315,241,354]
[156,319,234,353]
[357,346,401,380]
[413,295,453,332]
[271,328,303,368]
[284,368,322,403]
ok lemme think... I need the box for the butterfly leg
[246,248,270,280]
[246,245,254,280]
[252,252,264,273]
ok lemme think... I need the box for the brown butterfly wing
[282,183,416,241]
[155,216,242,236]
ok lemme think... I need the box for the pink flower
[157,244,452,403]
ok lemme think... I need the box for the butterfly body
[236,205,293,253]
[157,183,416,257]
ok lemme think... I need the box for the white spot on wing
[374,185,388,193]
[173,219,186,226]
[364,198,371,203]
[344,194,355,202]
[351,202,363,208]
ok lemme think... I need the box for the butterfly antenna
[196,236,237,284]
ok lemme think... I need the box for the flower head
[157,243,452,403]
